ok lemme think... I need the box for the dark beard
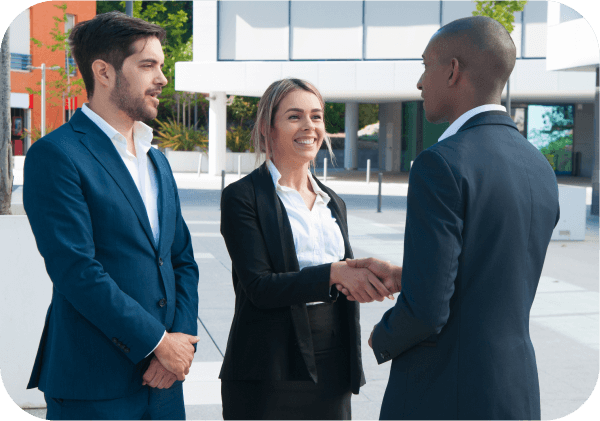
[110,71,157,122]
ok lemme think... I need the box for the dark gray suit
[373,111,560,420]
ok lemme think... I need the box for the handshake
[330,258,403,304]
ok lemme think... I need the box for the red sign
[65,97,78,110]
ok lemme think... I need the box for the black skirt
[221,301,352,420]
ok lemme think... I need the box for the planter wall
[164,150,206,173]
[226,152,260,173]
[0,216,50,408]
[551,186,587,241]
[164,150,259,174]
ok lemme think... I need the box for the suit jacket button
[112,338,118,344]
[124,347,130,354]
[158,298,167,307]
[158,258,163,266]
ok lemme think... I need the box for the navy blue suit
[373,111,560,420]
[23,110,199,413]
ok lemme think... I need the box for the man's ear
[91,59,114,91]
[448,58,461,87]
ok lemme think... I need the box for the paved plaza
[13,169,599,420]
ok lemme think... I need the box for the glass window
[527,105,573,175]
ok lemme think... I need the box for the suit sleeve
[168,173,200,344]
[220,182,335,309]
[23,139,165,364]
[372,149,464,364]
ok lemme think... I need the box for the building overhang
[546,18,599,73]
[176,59,597,103]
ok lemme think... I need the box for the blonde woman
[219,78,393,419]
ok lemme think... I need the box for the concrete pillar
[378,102,402,172]
[208,92,227,176]
[344,102,359,170]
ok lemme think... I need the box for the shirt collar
[267,160,331,205]
[81,103,154,154]
[438,104,506,142]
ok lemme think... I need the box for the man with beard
[23,12,199,420]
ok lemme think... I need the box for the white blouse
[267,160,346,278]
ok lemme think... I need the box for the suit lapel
[71,110,156,251]
[252,164,290,273]
[252,164,318,381]
[148,148,169,254]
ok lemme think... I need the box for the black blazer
[219,163,366,394]
[373,111,560,420]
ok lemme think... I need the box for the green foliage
[28,3,84,106]
[324,103,345,134]
[472,1,527,33]
[359,104,379,130]
[540,136,573,155]
[530,105,574,154]
[227,96,259,127]
[96,2,194,118]
[226,126,254,153]
[155,119,208,152]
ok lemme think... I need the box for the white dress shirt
[437,104,507,142]
[81,104,164,355]
[267,160,346,304]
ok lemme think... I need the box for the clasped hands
[330,258,402,304]
[142,331,200,389]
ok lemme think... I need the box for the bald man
[344,16,560,420]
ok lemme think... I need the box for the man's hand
[153,332,199,381]
[330,261,394,303]
[339,258,402,301]
[142,357,177,389]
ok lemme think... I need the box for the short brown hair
[68,11,166,98]
[252,78,334,167]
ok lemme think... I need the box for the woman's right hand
[330,261,394,303]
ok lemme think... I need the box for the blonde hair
[251,78,334,168]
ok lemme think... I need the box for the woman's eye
[288,115,299,120]
[312,115,322,120]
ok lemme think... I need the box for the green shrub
[155,118,208,152]
[226,126,254,152]
[359,104,379,129]
[325,103,345,134]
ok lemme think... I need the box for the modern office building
[7,1,95,155]
[176,0,598,180]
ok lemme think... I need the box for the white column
[208,92,227,176]
[344,102,359,170]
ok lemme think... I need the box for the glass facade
[400,102,576,176]
[527,105,574,175]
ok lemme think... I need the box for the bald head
[430,16,516,97]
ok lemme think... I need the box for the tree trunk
[0,28,13,215]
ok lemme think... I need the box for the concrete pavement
[13,169,598,420]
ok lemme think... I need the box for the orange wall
[11,1,96,133]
